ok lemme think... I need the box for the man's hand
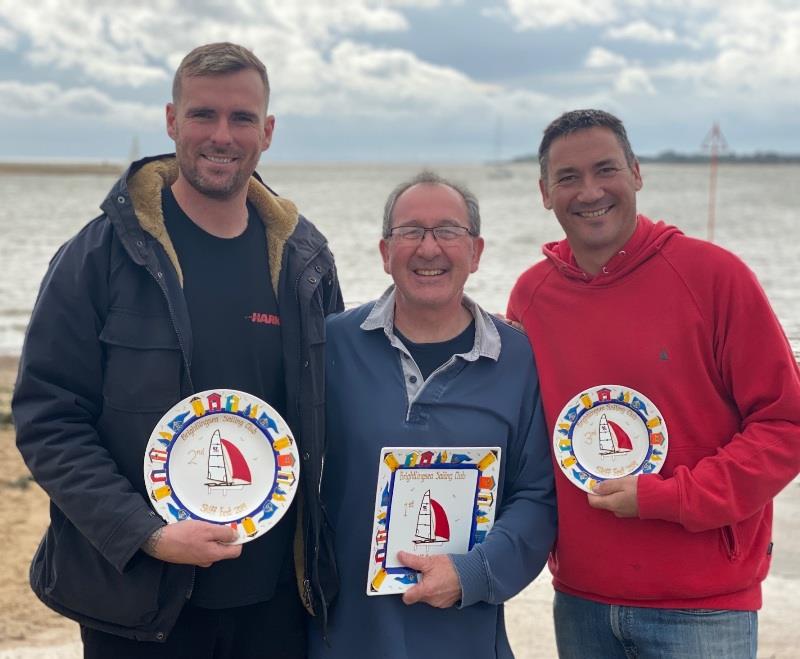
[141,519,242,567]
[493,313,526,334]
[396,551,462,608]
[588,476,639,518]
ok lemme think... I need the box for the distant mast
[128,135,140,165]
[702,122,728,243]
[489,116,512,179]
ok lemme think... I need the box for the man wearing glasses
[308,171,557,658]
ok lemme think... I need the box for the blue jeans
[553,591,757,658]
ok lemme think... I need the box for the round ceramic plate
[553,384,669,493]
[143,389,299,544]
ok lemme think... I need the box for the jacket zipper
[147,261,197,598]
[148,265,194,392]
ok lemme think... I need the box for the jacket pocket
[37,518,164,627]
[99,308,182,412]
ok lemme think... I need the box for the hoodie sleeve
[637,249,800,532]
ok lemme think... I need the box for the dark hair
[382,170,481,238]
[538,109,635,180]
[173,42,269,109]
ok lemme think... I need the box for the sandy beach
[1,355,797,658]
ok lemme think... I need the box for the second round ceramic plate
[143,389,299,544]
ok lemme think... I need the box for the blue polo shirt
[309,287,557,659]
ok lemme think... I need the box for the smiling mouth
[203,154,237,164]
[414,269,446,276]
[576,206,613,219]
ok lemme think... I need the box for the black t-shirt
[162,188,296,609]
[395,320,476,380]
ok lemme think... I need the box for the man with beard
[13,42,342,658]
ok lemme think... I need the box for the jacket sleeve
[323,251,344,316]
[450,352,557,606]
[13,223,163,573]
[638,255,800,532]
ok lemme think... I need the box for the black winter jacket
[13,155,343,641]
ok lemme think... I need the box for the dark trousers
[81,589,307,659]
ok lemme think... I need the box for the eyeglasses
[388,225,475,243]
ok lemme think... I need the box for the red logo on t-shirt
[246,312,281,326]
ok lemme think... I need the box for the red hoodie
[508,215,800,609]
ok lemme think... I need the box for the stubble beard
[179,159,250,200]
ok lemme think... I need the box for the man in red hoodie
[508,109,800,658]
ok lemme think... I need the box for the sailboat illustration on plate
[206,429,252,488]
[413,490,450,544]
[597,413,633,455]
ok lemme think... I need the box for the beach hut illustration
[597,414,633,455]
[206,429,252,488]
[412,490,450,544]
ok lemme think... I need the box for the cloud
[654,3,800,106]
[585,47,628,69]
[273,38,556,123]
[500,0,620,29]
[0,1,543,130]
[0,0,798,158]
[0,1,419,88]
[384,0,444,8]
[606,20,678,44]
[0,22,15,49]
[614,67,656,95]
[0,80,162,125]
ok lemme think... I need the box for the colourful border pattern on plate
[367,446,501,596]
[143,389,299,544]
[553,384,668,493]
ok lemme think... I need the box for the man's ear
[469,236,484,274]
[631,158,643,192]
[540,178,552,210]
[379,238,391,275]
[261,115,275,152]
[166,103,177,141]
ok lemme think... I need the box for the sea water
[1,162,798,356]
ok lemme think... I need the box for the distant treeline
[638,151,800,164]
[0,162,124,176]
[512,151,800,165]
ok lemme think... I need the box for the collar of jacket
[101,154,299,295]
[361,285,502,362]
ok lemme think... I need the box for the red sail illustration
[598,414,633,455]
[430,498,450,541]
[207,429,252,486]
[413,490,450,543]
[221,439,252,483]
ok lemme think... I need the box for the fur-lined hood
[119,155,299,293]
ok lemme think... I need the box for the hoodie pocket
[721,524,740,561]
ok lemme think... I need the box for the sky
[1,0,798,163]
